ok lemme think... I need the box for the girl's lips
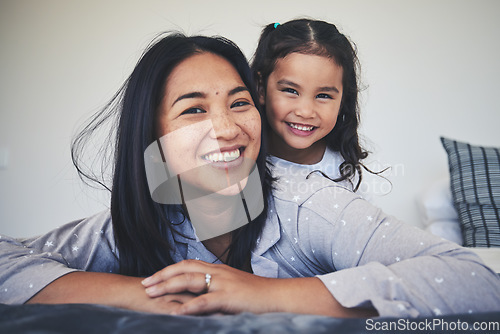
[286,122,317,137]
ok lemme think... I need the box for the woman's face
[157,52,261,197]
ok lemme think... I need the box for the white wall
[1,0,499,237]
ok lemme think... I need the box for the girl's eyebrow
[318,86,340,94]
[277,79,340,94]
[171,86,249,107]
[277,79,300,88]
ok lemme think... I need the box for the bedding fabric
[441,137,500,247]
[1,303,499,334]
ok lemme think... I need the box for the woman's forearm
[26,272,144,308]
[26,271,195,314]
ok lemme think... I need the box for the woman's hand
[142,259,279,315]
[141,259,377,317]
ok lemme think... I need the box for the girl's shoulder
[268,147,343,179]
[272,162,361,213]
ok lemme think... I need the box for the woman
[0,32,275,314]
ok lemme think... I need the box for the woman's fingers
[145,271,213,297]
[142,259,213,288]
[161,292,197,305]
[141,292,198,314]
[173,292,227,316]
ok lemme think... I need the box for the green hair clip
[274,22,280,29]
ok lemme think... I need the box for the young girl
[1,31,499,319]
[251,18,371,194]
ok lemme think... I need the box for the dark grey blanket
[0,303,499,334]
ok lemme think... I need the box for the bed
[1,303,499,333]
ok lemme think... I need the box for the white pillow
[417,176,459,226]
[424,220,463,245]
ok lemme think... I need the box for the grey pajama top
[1,159,499,318]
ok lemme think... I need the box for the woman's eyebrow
[228,86,249,96]
[172,92,205,107]
[171,86,248,107]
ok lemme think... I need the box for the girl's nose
[294,98,315,118]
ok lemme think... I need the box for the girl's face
[157,52,261,196]
[261,53,343,162]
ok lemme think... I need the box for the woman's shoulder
[55,209,113,234]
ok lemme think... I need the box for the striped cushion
[441,137,500,247]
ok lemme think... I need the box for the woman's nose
[209,110,240,140]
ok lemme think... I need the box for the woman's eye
[317,93,333,99]
[231,100,251,108]
[181,107,205,115]
[282,88,298,95]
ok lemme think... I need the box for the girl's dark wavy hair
[251,18,371,191]
[71,32,273,276]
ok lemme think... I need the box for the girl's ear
[256,72,266,106]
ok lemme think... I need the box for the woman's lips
[202,147,241,163]
[201,147,245,169]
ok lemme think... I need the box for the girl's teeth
[289,123,314,131]
[204,149,240,162]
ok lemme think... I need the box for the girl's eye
[317,93,333,99]
[282,88,298,95]
[231,100,251,108]
[181,107,205,115]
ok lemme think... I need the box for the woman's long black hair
[71,33,273,276]
[251,18,371,191]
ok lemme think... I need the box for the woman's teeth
[203,148,241,163]
[288,123,314,131]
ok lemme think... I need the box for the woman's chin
[215,177,249,196]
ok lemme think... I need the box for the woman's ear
[256,72,266,106]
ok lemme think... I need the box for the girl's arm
[305,187,500,317]
[141,182,500,317]
[141,259,377,317]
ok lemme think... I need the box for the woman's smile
[200,146,245,169]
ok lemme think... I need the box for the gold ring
[204,273,212,293]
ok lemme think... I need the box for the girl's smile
[286,122,318,136]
